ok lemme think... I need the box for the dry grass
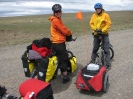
[0,11,133,46]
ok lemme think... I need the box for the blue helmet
[94,3,103,9]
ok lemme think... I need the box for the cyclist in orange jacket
[89,3,112,70]
[48,4,72,84]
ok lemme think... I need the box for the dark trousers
[52,43,69,72]
[91,35,110,65]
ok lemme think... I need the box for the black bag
[21,51,35,77]
[37,56,57,82]
[26,37,52,52]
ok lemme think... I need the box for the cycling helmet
[52,4,62,12]
[94,3,103,9]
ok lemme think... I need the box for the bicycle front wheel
[96,46,114,61]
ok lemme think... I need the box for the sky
[0,0,133,17]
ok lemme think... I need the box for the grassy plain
[0,11,133,46]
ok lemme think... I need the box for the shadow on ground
[50,63,84,94]
[79,90,104,97]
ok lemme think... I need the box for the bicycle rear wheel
[109,47,114,60]
[67,51,74,59]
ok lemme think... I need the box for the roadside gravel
[0,29,133,99]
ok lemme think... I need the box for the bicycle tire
[109,46,114,60]
[67,51,74,59]
[96,46,114,60]
[102,72,109,93]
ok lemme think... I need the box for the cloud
[0,0,133,17]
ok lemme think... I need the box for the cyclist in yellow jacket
[48,4,72,84]
[89,3,112,70]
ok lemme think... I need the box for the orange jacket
[48,16,72,43]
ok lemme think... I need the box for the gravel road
[0,29,133,99]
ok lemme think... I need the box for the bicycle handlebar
[71,37,77,41]
[66,37,77,42]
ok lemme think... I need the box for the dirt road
[0,29,133,99]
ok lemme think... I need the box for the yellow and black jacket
[89,11,112,35]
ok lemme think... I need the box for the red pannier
[75,63,109,93]
[19,78,54,99]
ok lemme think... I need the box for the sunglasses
[54,11,61,13]
[95,8,101,10]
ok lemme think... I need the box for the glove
[66,35,72,42]
[0,86,7,96]
[96,29,102,35]
[7,95,17,99]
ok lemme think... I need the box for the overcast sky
[0,0,133,17]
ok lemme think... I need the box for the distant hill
[0,11,133,46]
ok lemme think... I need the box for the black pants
[91,34,110,65]
[52,43,69,72]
